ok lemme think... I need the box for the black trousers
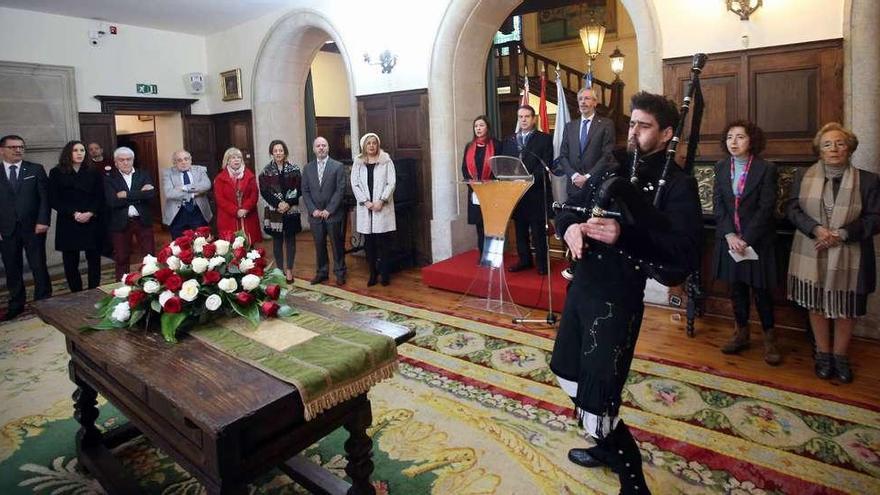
[311,220,346,278]
[474,220,485,256]
[1,224,52,312]
[731,281,775,330]
[169,206,208,240]
[62,250,102,292]
[514,215,547,270]
[363,231,392,281]
[272,232,296,270]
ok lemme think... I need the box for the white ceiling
[0,0,293,36]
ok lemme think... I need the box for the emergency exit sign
[136,83,158,95]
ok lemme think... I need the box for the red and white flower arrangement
[92,227,294,342]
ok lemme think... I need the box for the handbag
[262,206,284,235]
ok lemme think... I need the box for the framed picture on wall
[538,1,617,45]
[220,68,242,101]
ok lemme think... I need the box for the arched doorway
[427,0,662,261]
[251,11,359,171]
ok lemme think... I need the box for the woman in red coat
[213,147,261,244]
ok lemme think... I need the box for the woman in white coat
[351,133,396,286]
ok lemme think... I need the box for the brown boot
[721,323,750,354]
[763,329,782,366]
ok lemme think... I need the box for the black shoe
[815,351,833,379]
[833,354,854,383]
[507,262,534,273]
[380,279,390,287]
[335,276,346,286]
[537,266,548,276]
[310,275,328,285]
[2,307,23,321]
[567,448,607,468]
[367,273,378,287]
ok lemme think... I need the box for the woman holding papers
[712,121,780,365]
[786,123,880,383]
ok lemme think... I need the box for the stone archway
[251,10,359,171]
[427,0,663,261]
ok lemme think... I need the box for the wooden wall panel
[182,115,216,175]
[212,110,255,171]
[78,112,116,157]
[315,117,352,162]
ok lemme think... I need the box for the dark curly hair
[720,120,766,156]
[268,139,289,158]
[630,91,679,132]
[57,140,86,173]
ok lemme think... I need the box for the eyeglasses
[821,141,848,150]
[1,145,25,150]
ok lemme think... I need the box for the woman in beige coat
[351,133,396,286]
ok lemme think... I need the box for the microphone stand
[512,146,559,326]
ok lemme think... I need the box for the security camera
[88,29,105,46]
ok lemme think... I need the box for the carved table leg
[72,376,102,451]
[344,397,375,495]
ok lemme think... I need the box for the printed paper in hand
[729,246,759,263]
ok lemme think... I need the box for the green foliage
[160,313,187,343]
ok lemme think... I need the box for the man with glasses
[0,135,52,321]
[161,150,212,239]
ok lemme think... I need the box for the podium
[459,156,533,317]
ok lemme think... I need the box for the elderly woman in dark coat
[786,122,880,383]
[49,140,104,292]
[713,121,780,365]
[461,115,501,258]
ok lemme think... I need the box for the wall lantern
[726,0,762,21]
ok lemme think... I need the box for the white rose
[113,285,131,298]
[158,290,175,307]
[208,256,226,269]
[142,254,158,266]
[232,236,246,249]
[170,242,181,256]
[141,263,159,277]
[214,240,230,255]
[246,250,261,260]
[179,279,200,302]
[111,301,131,322]
[191,257,209,274]
[166,256,182,270]
[193,237,208,253]
[241,274,261,291]
[218,277,238,293]
[205,294,222,311]
[120,274,129,284]
[238,258,255,272]
[143,280,161,294]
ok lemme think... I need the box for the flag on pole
[551,64,572,202]
[584,70,593,89]
[538,66,549,133]
[515,67,530,134]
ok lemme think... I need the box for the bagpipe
[553,53,708,287]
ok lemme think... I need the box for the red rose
[260,301,280,317]
[256,247,266,258]
[157,246,173,264]
[254,257,267,269]
[265,284,281,300]
[174,236,192,250]
[178,249,194,264]
[202,270,221,285]
[196,226,213,238]
[154,268,174,283]
[163,296,183,313]
[235,292,254,305]
[201,243,216,257]
[248,266,264,277]
[182,229,195,238]
[233,247,246,260]
[124,272,141,285]
[164,274,183,291]
[220,230,235,242]
[128,290,147,308]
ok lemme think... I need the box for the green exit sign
[136,83,158,95]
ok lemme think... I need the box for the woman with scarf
[712,121,781,365]
[461,115,501,258]
[259,140,302,283]
[214,147,261,244]
[787,123,880,383]
[351,133,396,287]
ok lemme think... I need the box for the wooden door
[79,113,116,158]
[183,115,217,177]
[118,131,161,220]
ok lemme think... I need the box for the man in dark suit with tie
[104,146,157,280]
[0,135,52,320]
[302,136,348,286]
[559,87,616,198]
[502,105,555,275]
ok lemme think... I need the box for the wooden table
[32,289,413,495]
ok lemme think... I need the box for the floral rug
[1,280,878,494]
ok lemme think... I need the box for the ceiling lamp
[726,0,762,21]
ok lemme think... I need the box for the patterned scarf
[227,165,244,180]
[787,161,862,318]
[464,137,495,181]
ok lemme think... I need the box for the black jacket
[104,169,157,231]
[49,165,105,251]
[0,160,50,237]
[460,138,502,225]
[501,130,554,222]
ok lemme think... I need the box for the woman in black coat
[712,121,781,364]
[49,140,104,292]
[259,139,302,283]
[460,115,501,259]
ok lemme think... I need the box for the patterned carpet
[1,277,879,494]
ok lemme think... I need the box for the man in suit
[502,105,555,275]
[302,136,347,286]
[0,135,52,320]
[559,87,616,197]
[105,146,157,280]
[161,149,213,239]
